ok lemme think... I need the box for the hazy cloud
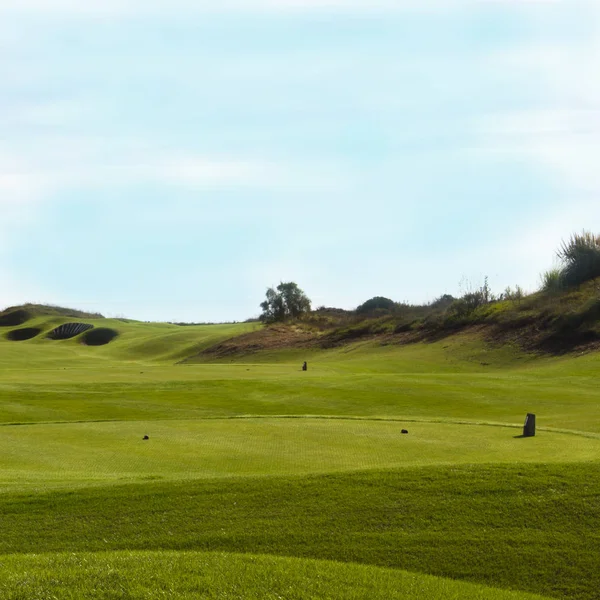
[0,0,563,18]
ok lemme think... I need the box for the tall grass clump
[541,268,564,294]
[557,231,600,287]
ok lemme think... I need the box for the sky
[1,0,599,322]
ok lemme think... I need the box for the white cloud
[157,157,286,188]
[0,132,344,205]
[473,2,600,194]
[473,108,600,194]
[0,0,559,18]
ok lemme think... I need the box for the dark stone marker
[302,362,308,371]
[401,429,409,434]
[523,413,536,437]
[143,435,149,440]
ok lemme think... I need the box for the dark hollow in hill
[0,309,30,327]
[81,327,119,346]
[47,323,94,340]
[6,327,41,341]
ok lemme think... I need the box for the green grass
[2,314,600,598]
[1,465,599,599]
[1,418,599,491]
[0,551,551,600]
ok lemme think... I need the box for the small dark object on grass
[143,435,149,440]
[401,429,409,434]
[523,413,536,437]
[302,361,307,371]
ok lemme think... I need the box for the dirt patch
[0,309,30,327]
[81,328,119,346]
[187,325,319,361]
[47,323,94,340]
[5,327,41,341]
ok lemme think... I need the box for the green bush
[448,291,485,318]
[356,297,395,314]
[541,269,564,294]
[557,231,600,287]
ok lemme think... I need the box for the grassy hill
[1,300,600,598]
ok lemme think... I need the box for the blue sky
[1,0,599,322]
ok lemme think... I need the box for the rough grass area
[189,276,600,360]
[0,303,103,319]
[1,464,599,599]
[0,551,551,600]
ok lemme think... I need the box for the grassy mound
[81,327,119,346]
[1,464,598,599]
[5,327,41,341]
[0,551,550,600]
[1,303,103,319]
[0,309,30,327]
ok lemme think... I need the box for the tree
[259,282,311,323]
[356,296,395,314]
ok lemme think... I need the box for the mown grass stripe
[0,550,553,600]
[1,463,599,599]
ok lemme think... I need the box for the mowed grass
[0,551,552,600]
[2,362,600,433]
[2,318,600,598]
[1,418,599,491]
[1,465,599,599]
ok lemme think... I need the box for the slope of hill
[2,300,600,599]
[0,305,259,367]
[3,270,600,367]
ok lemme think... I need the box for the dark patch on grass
[0,309,30,327]
[81,328,119,346]
[191,325,315,361]
[5,327,41,341]
[47,323,94,341]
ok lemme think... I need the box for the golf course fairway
[1,316,599,599]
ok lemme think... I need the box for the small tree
[260,282,311,323]
[430,294,456,310]
[356,296,395,314]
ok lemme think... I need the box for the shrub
[541,269,564,294]
[356,297,395,314]
[448,291,485,318]
[502,285,525,303]
[430,294,455,310]
[557,231,600,287]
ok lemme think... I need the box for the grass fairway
[1,317,600,598]
[1,418,599,490]
[0,551,552,600]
